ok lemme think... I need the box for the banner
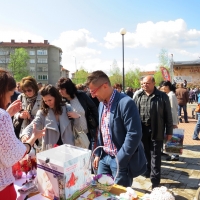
[160,67,171,81]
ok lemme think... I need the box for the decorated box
[36,144,92,200]
[164,128,184,155]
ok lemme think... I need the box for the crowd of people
[1,67,199,199]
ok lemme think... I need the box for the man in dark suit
[133,76,173,189]
[86,70,146,187]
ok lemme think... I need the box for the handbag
[73,126,90,149]
[195,104,200,112]
[13,117,23,131]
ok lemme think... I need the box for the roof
[0,40,62,52]
[173,59,200,66]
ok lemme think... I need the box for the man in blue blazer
[86,70,146,187]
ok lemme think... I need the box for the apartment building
[0,39,68,86]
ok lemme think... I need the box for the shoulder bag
[73,126,90,149]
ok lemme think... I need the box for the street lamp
[120,28,126,92]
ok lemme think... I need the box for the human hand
[67,111,80,119]
[93,156,100,170]
[20,110,31,119]
[166,135,172,141]
[32,123,46,140]
[21,135,29,142]
[173,125,178,129]
[6,100,22,117]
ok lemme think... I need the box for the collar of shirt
[103,89,117,109]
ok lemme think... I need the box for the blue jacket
[97,91,147,178]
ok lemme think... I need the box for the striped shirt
[101,89,118,156]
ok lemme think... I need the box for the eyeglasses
[90,83,107,95]
[23,89,33,93]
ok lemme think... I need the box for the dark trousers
[141,125,162,186]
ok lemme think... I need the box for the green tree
[154,70,163,86]
[158,49,169,67]
[8,48,29,81]
[109,59,122,86]
[72,67,89,84]
[154,49,171,86]
[125,68,141,89]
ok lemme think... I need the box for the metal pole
[122,34,125,92]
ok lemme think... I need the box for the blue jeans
[178,105,188,121]
[97,152,133,187]
[193,113,200,139]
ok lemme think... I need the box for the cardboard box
[37,144,92,200]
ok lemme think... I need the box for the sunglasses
[23,89,33,93]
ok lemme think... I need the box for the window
[30,59,35,64]
[0,58,9,63]
[29,50,35,55]
[38,75,48,80]
[37,67,48,72]
[38,58,47,63]
[30,67,35,72]
[0,50,9,55]
[37,50,47,55]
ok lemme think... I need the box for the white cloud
[140,63,158,71]
[52,29,101,71]
[0,27,44,42]
[52,29,97,51]
[172,49,200,60]
[103,19,200,49]
[104,31,138,49]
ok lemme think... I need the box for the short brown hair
[20,76,39,94]
[0,68,16,109]
[113,83,122,89]
[86,70,111,86]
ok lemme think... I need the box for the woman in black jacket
[57,77,98,150]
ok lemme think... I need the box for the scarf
[26,95,38,124]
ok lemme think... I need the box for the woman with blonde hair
[13,76,42,139]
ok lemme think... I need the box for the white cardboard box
[37,144,92,200]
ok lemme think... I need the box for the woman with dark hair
[21,85,75,149]
[160,80,179,161]
[57,77,98,150]
[113,83,123,93]
[0,69,45,200]
[13,76,42,139]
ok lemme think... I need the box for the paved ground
[132,103,200,200]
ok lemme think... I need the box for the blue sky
[1,0,200,76]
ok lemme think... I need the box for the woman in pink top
[0,69,46,200]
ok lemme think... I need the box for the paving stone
[187,164,200,170]
[132,106,200,199]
